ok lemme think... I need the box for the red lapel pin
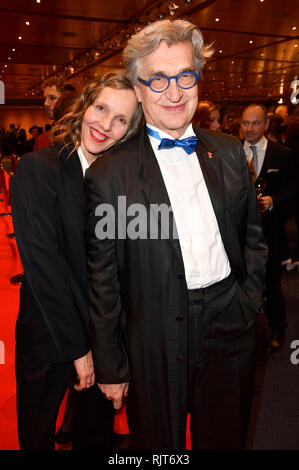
[208,152,213,159]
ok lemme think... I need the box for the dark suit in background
[11,145,114,450]
[256,139,295,338]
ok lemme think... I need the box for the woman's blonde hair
[123,19,213,84]
[52,70,143,152]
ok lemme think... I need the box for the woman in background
[193,100,221,131]
[11,70,142,450]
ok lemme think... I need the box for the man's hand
[98,383,129,410]
[73,350,95,391]
[258,195,273,213]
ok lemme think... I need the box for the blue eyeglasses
[137,71,200,93]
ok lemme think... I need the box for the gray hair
[123,19,213,84]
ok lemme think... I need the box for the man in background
[34,78,75,150]
[241,104,295,353]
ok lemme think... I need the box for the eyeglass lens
[150,72,197,91]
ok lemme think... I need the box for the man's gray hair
[123,19,213,84]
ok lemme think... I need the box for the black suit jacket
[11,144,90,363]
[259,139,296,216]
[85,125,267,448]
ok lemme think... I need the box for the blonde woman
[11,70,142,450]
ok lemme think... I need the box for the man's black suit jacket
[85,125,267,448]
[11,144,90,364]
[258,139,296,217]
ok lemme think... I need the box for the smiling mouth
[162,103,186,112]
[90,127,108,143]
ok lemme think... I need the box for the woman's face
[209,108,221,132]
[81,86,138,164]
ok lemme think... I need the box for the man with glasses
[85,19,267,450]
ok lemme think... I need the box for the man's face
[241,106,269,145]
[31,128,40,139]
[134,40,199,139]
[44,86,61,119]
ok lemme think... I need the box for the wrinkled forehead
[242,107,266,123]
[138,40,196,77]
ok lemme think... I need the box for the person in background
[228,118,243,139]
[283,112,299,270]
[266,113,284,144]
[193,100,221,131]
[275,104,288,124]
[3,123,19,155]
[85,19,267,450]
[23,125,42,153]
[34,78,76,150]
[11,70,142,450]
[241,103,296,353]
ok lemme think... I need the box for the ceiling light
[4,65,7,68]
[26,21,30,26]
[18,36,22,40]
[294,44,298,47]
[219,49,223,53]
[249,40,253,44]
[12,48,15,52]
[292,26,296,30]
[215,18,220,22]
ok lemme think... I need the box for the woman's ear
[134,84,142,103]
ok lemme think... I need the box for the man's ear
[134,84,142,103]
[265,118,270,132]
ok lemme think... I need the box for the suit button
[176,316,183,321]
[176,356,183,361]
[177,272,185,279]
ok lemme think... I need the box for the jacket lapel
[137,127,183,261]
[59,145,86,252]
[194,128,227,235]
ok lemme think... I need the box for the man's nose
[165,79,183,102]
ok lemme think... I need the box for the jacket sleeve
[85,164,131,384]
[239,142,268,310]
[11,151,89,362]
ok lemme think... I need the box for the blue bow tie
[147,126,198,155]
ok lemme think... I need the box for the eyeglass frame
[137,70,200,93]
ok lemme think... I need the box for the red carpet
[0,180,191,450]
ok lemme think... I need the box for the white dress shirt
[77,145,89,176]
[243,135,268,177]
[147,123,231,289]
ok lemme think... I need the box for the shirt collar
[146,122,195,141]
[244,135,268,152]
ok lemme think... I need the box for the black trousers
[15,347,114,450]
[187,274,256,450]
[263,211,287,335]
